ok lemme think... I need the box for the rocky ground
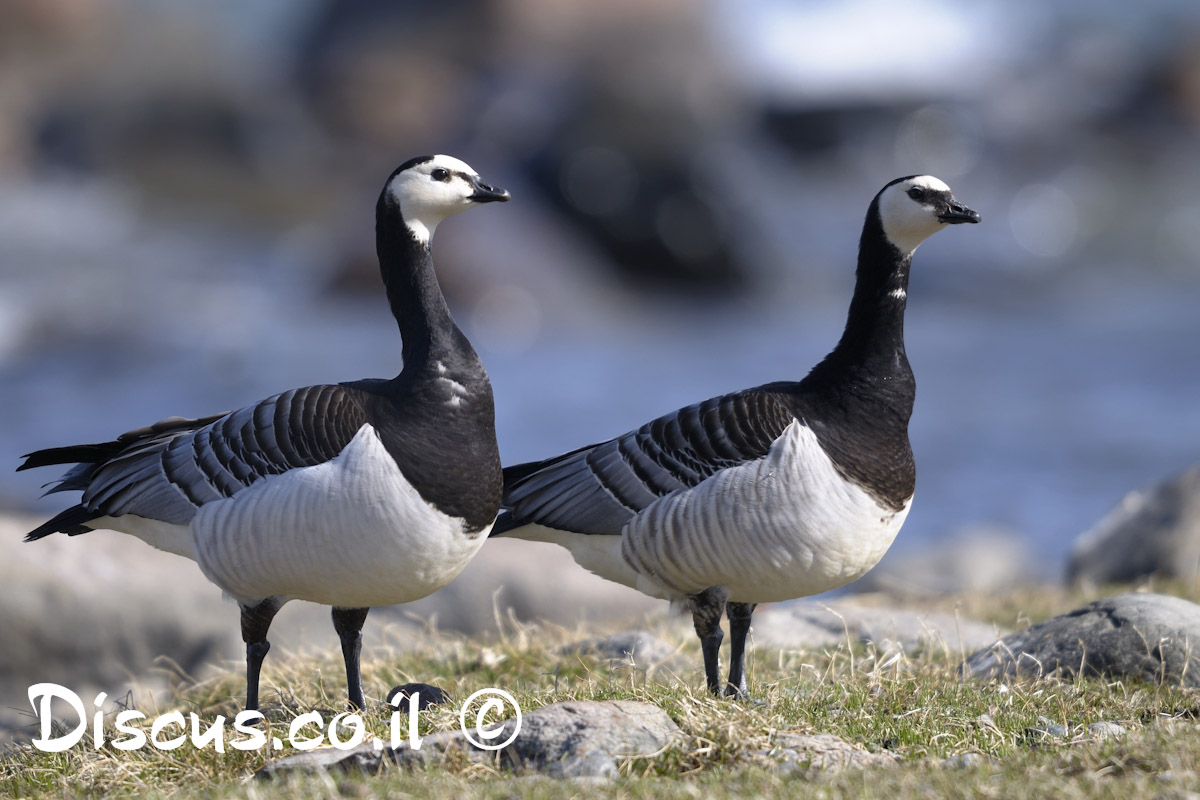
[249,589,1200,782]
[4,579,1200,799]
[0,513,660,740]
[2,464,1200,797]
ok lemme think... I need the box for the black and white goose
[492,175,979,698]
[18,155,510,712]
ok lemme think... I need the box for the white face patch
[877,175,955,255]
[387,155,486,243]
[906,175,951,194]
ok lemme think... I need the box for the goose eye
[431,168,450,182]
[907,187,925,200]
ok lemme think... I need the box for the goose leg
[689,587,729,696]
[725,601,757,699]
[332,607,371,710]
[240,598,283,713]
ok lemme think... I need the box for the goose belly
[192,425,490,607]
[504,524,673,600]
[622,420,911,603]
[87,514,197,560]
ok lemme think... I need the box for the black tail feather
[24,505,100,541]
[492,449,594,538]
[17,413,225,474]
[18,443,124,472]
[501,446,589,487]
[491,454,583,538]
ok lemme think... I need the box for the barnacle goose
[492,176,979,698]
[18,155,510,712]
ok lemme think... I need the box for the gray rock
[754,601,1004,656]
[749,732,899,778]
[0,514,394,742]
[853,525,1044,596]
[1087,721,1127,739]
[257,699,680,779]
[257,746,367,778]
[394,538,661,633]
[974,713,1000,733]
[405,699,681,777]
[560,631,681,672]
[1067,466,1200,585]
[1154,789,1200,800]
[503,774,614,788]
[0,513,660,742]
[942,752,990,768]
[1024,717,1068,742]
[1022,727,1062,744]
[962,593,1200,687]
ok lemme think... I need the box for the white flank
[503,524,673,600]
[88,514,197,560]
[888,287,907,300]
[621,420,910,603]
[190,424,489,607]
[505,420,911,604]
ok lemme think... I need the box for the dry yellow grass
[3,584,1200,799]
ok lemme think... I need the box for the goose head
[875,175,980,256]
[384,154,511,244]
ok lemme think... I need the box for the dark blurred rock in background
[5,0,1200,743]
[1067,466,1200,586]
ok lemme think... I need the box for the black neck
[358,192,500,532]
[375,200,477,378]
[811,206,912,385]
[793,202,917,510]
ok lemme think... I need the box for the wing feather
[498,386,797,536]
[20,384,370,534]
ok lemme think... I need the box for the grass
[4,584,1200,799]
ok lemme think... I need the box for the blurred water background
[2,0,1199,583]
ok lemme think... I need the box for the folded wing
[498,386,798,536]
[20,384,368,539]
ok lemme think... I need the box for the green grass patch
[4,586,1200,798]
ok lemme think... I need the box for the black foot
[244,641,271,712]
[333,607,371,711]
[723,685,768,705]
[725,600,757,700]
[689,587,729,696]
[240,598,283,713]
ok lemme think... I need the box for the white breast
[621,420,910,603]
[189,425,489,607]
